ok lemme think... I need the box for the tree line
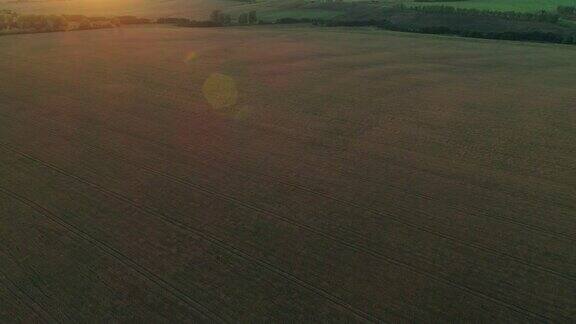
[392,4,560,23]
[557,6,576,19]
[0,10,150,34]
[378,22,576,45]
[158,10,260,27]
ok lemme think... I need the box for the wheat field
[0,25,575,322]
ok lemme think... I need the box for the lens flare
[184,51,197,64]
[202,73,238,109]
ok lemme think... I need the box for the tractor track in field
[2,92,576,283]
[0,291,41,322]
[0,224,175,322]
[1,50,573,321]
[2,93,576,321]
[1,59,574,234]
[0,186,231,323]
[0,136,557,322]
[0,151,392,322]
[3,50,576,183]
[1,26,575,322]
[1,81,575,250]
[0,244,73,322]
[0,266,56,323]
[6,51,576,206]
[4,49,575,175]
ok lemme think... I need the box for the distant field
[0,0,341,20]
[0,25,575,321]
[238,0,576,21]
[3,0,576,21]
[403,0,576,12]
[0,0,238,18]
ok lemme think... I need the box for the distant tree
[238,13,248,24]
[224,14,232,25]
[114,16,150,25]
[557,6,576,18]
[0,12,12,30]
[0,10,122,33]
[47,15,66,30]
[157,17,191,25]
[16,15,49,30]
[248,11,258,24]
[210,10,223,23]
[63,14,88,22]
